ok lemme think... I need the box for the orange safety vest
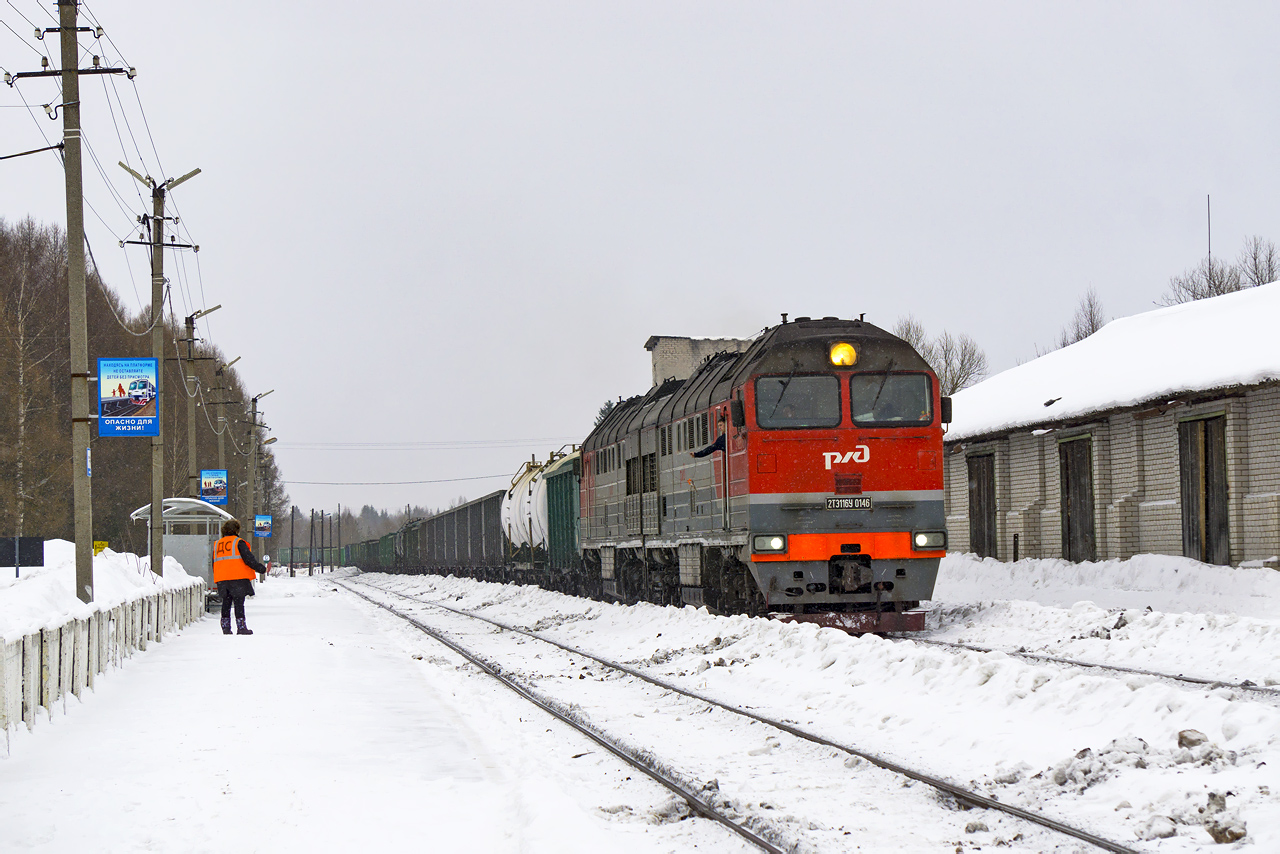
[213,536,257,583]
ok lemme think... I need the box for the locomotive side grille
[834,473,863,495]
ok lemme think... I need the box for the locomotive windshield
[849,373,932,425]
[755,375,841,428]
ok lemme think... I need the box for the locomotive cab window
[755,375,841,429]
[849,373,932,425]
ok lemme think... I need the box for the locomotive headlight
[912,531,947,550]
[829,342,857,366]
[752,534,787,553]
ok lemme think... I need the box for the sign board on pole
[97,357,160,437]
[200,469,229,506]
[254,515,272,538]
[93,541,109,555]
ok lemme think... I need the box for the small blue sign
[98,358,160,437]
[254,515,272,538]
[200,469,229,506]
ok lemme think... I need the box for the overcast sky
[4,2,1279,519]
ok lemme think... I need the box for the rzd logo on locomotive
[823,446,870,469]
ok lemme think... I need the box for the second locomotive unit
[348,314,950,633]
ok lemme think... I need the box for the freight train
[338,315,951,632]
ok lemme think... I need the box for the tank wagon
[345,315,950,632]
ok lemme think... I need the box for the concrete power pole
[57,2,93,602]
[183,306,220,497]
[211,357,240,472]
[120,163,201,574]
[245,390,272,528]
[9,0,136,601]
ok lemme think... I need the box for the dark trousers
[217,579,253,620]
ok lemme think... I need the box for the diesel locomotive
[345,315,951,633]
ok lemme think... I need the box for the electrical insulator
[93,56,100,68]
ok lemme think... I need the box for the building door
[1179,416,1229,565]
[967,454,997,558]
[1059,437,1096,562]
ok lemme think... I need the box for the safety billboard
[98,357,160,437]
[200,469,229,506]
[254,515,272,538]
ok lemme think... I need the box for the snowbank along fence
[0,581,205,734]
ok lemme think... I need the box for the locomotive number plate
[826,496,872,510]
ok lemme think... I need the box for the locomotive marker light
[912,531,947,550]
[829,342,857,366]
[752,534,787,553]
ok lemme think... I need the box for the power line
[278,437,579,449]
[285,474,511,486]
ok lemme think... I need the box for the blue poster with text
[200,470,229,506]
[254,514,272,538]
[98,358,160,437]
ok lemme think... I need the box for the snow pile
[0,539,199,642]
[947,281,1280,439]
[934,551,1280,618]
[354,547,1280,849]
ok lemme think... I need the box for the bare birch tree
[892,316,988,395]
[1057,288,1107,348]
[0,218,70,537]
[1237,235,1280,288]
[1161,256,1244,305]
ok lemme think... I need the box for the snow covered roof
[129,497,235,522]
[948,281,1280,441]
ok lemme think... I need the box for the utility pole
[337,503,342,568]
[6,4,133,599]
[58,2,93,601]
[183,306,220,497]
[289,505,296,577]
[245,389,272,527]
[119,163,200,573]
[308,508,315,576]
[209,356,238,472]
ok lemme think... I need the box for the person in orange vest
[213,519,267,635]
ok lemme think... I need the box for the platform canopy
[130,497,235,526]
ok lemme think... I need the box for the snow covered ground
[0,540,196,642]
[3,545,1278,851]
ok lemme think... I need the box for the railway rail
[337,577,789,853]
[338,574,1140,854]
[907,637,1280,700]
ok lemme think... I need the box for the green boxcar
[545,453,580,572]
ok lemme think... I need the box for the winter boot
[221,616,232,634]
[235,617,253,635]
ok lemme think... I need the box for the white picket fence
[0,582,205,734]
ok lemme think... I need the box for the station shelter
[130,498,235,585]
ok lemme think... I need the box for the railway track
[338,575,1140,854]
[906,637,1280,700]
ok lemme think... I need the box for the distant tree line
[278,503,439,557]
[0,216,288,552]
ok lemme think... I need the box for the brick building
[943,283,1280,567]
[643,335,754,386]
